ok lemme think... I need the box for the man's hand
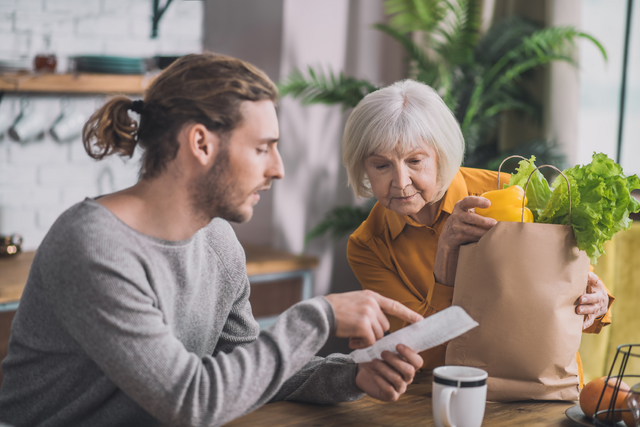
[577,272,609,330]
[355,344,423,402]
[325,290,423,349]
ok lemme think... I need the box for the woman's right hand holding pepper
[434,196,497,287]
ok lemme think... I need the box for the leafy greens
[506,153,640,264]
[507,155,552,222]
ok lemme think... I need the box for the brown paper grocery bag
[444,221,589,401]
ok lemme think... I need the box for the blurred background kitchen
[0,0,638,382]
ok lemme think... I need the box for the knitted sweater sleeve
[212,243,365,406]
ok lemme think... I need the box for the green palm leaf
[373,23,443,87]
[383,0,448,33]
[304,200,376,244]
[483,84,542,122]
[463,26,606,132]
[278,68,378,110]
[432,0,481,65]
[483,98,538,119]
[474,16,541,66]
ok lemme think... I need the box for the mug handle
[440,387,458,427]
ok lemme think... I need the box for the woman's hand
[577,272,609,330]
[434,196,497,286]
[355,344,424,402]
[325,290,423,349]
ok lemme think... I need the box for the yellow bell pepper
[475,185,534,223]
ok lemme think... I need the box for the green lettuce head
[539,153,640,263]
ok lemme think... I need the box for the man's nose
[268,146,285,180]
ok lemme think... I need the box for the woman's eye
[375,164,388,170]
[257,147,268,154]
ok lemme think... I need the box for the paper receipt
[350,306,478,363]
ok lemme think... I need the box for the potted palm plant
[279,0,606,244]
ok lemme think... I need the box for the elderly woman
[343,80,613,378]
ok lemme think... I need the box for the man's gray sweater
[0,199,363,426]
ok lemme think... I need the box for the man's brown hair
[83,53,278,178]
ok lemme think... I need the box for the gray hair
[342,79,465,201]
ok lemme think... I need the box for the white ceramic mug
[8,98,46,142]
[50,100,87,142]
[432,366,488,427]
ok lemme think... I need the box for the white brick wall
[1,0,203,72]
[0,0,203,250]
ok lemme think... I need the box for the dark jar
[34,54,57,72]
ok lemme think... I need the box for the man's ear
[187,123,218,167]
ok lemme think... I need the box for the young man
[0,54,423,426]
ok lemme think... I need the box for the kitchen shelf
[0,72,154,94]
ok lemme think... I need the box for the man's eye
[257,147,268,154]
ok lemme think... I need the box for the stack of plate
[71,55,147,74]
[0,58,31,72]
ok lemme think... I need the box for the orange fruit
[580,377,630,422]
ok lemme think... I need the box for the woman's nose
[393,165,412,188]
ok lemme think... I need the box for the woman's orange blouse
[347,167,614,372]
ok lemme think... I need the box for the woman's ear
[187,123,218,167]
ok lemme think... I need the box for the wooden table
[224,372,578,427]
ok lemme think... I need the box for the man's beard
[191,146,249,223]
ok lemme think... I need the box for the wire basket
[593,344,640,426]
